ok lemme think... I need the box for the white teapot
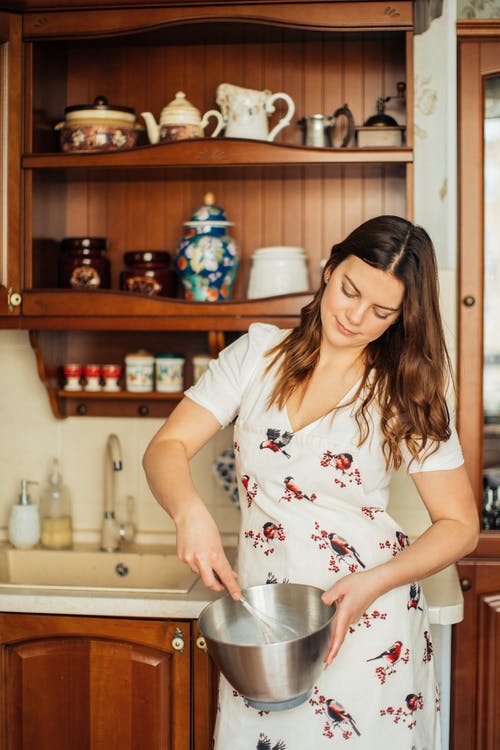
[216,83,295,141]
[141,91,224,144]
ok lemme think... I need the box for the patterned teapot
[141,91,224,143]
[175,193,239,302]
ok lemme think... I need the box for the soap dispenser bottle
[8,480,40,549]
[40,458,73,550]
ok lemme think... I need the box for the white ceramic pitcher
[216,83,295,141]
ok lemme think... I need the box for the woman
[143,215,478,748]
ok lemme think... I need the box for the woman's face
[320,255,404,352]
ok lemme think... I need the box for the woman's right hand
[175,501,241,599]
[143,397,241,599]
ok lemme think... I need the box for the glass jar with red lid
[58,237,111,289]
[119,251,177,297]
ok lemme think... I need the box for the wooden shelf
[21,1,413,37]
[21,290,312,330]
[54,389,182,418]
[23,140,412,170]
[57,389,181,400]
[30,328,230,419]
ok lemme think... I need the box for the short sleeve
[184,323,281,428]
[404,422,464,474]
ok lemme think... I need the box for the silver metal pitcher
[298,104,354,148]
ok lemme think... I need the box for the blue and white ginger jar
[175,193,239,301]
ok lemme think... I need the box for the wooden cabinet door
[457,33,500,549]
[0,12,22,323]
[192,620,219,750]
[452,561,500,749]
[0,613,191,750]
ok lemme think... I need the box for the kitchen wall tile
[0,332,237,542]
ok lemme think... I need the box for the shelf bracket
[208,331,225,358]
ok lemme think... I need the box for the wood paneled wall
[31,28,407,298]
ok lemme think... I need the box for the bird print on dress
[256,733,286,750]
[244,521,286,556]
[407,582,424,612]
[348,608,388,634]
[265,571,290,584]
[367,640,410,684]
[320,450,361,488]
[329,532,366,569]
[241,474,258,507]
[310,524,366,572]
[280,476,317,503]
[309,688,361,739]
[379,530,412,557]
[361,505,385,520]
[423,630,434,663]
[380,692,424,730]
[259,428,294,458]
[396,530,410,549]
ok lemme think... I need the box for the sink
[0,545,199,594]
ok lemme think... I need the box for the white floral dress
[185,323,463,750]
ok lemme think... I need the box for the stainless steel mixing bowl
[198,582,336,711]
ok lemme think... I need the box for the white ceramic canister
[155,354,185,393]
[125,350,154,392]
[247,246,310,299]
[192,354,213,383]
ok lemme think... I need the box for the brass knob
[138,405,149,417]
[7,288,22,310]
[462,295,476,307]
[460,577,472,591]
[171,627,185,652]
[196,635,207,652]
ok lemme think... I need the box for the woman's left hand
[321,569,386,666]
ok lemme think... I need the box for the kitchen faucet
[101,433,122,552]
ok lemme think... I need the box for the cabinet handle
[138,405,149,417]
[196,635,208,652]
[7,288,22,311]
[172,627,185,652]
[460,577,472,591]
[462,295,476,307]
[76,403,88,416]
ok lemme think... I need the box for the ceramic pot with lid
[141,91,224,144]
[54,96,144,152]
[125,351,154,393]
[175,192,239,301]
[247,246,310,299]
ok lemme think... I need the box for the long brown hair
[265,215,452,469]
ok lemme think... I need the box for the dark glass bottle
[120,251,177,297]
[58,237,111,289]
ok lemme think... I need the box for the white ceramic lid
[251,246,306,258]
[160,91,201,126]
[125,350,154,362]
[64,96,136,125]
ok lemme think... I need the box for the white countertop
[0,551,463,626]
